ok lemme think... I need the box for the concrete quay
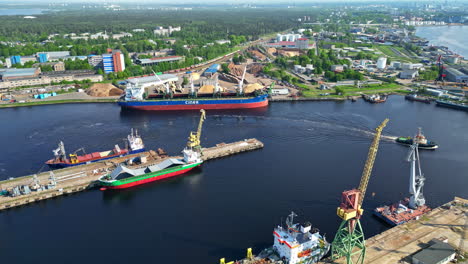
[0,138,264,211]
[321,197,468,264]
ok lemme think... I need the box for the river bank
[415,25,468,58]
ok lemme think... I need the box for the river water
[416,25,468,58]
[0,96,467,263]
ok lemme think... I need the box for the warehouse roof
[412,240,455,264]
[126,74,178,85]
[0,68,38,78]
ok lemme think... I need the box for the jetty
[0,138,264,211]
[320,197,467,264]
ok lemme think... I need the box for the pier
[0,138,264,211]
[320,197,468,264]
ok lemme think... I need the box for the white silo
[377,57,387,70]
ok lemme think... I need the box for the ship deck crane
[237,65,247,96]
[187,109,206,152]
[331,118,389,264]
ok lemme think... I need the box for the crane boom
[357,118,388,206]
[187,109,206,150]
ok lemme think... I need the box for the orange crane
[331,118,389,264]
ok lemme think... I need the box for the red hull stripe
[106,166,196,189]
[123,100,268,111]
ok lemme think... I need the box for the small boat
[395,128,438,150]
[405,94,431,104]
[46,129,145,169]
[362,94,387,103]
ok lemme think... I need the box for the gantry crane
[187,109,206,153]
[331,118,389,264]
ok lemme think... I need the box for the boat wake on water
[209,113,399,144]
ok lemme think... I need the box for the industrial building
[377,57,387,70]
[265,38,314,50]
[276,33,302,42]
[0,70,103,89]
[400,70,419,79]
[10,51,72,66]
[88,55,104,67]
[102,50,125,74]
[331,65,345,72]
[136,56,184,66]
[203,64,220,77]
[295,38,310,50]
[411,239,456,264]
[32,62,65,72]
[445,67,468,83]
[0,68,41,80]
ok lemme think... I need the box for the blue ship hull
[118,94,269,111]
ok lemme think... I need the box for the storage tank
[377,57,387,70]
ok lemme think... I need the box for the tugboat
[362,94,387,103]
[45,129,145,169]
[374,142,431,226]
[395,128,438,150]
[223,212,330,264]
[405,94,431,104]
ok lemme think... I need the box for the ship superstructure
[220,212,330,264]
[273,212,330,264]
[374,141,431,226]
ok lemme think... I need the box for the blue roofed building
[203,64,220,77]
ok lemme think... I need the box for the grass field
[302,83,404,98]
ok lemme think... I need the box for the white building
[153,26,181,36]
[377,57,387,70]
[276,33,302,42]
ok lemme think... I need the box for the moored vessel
[435,100,468,112]
[221,212,330,264]
[362,94,387,103]
[405,94,431,104]
[374,141,431,226]
[119,68,269,111]
[395,128,438,150]
[46,129,145,169]
[99,110,206,189]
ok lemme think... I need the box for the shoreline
[0,99,117,108]
[415,25,468,58]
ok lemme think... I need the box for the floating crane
[186,109,206,153]
[331,118,389,264]
[407,142,426,209]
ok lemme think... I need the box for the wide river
[416,25,468,58]
[0,96,467,263]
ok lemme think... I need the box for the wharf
[320,197,468,264]
[0,138,264,211]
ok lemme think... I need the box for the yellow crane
[332,118,389,264]
[187,109,206,152]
